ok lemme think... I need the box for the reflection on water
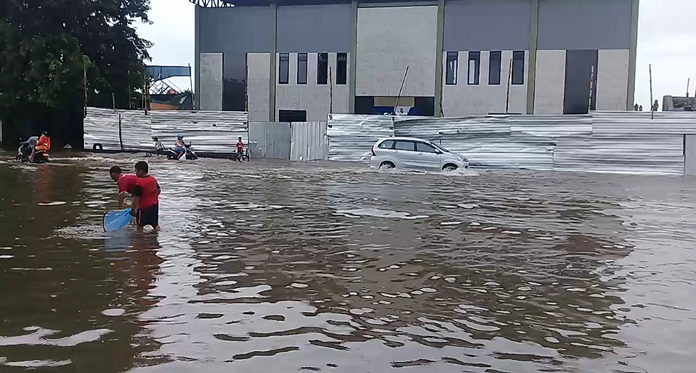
[1,154,695,373]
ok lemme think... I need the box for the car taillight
[371,147,376,156]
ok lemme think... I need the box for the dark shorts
[137,204,159,228]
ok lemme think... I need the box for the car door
[392,140,417,168]
[414,141,443,170]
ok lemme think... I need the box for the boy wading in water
[131,161,161,232]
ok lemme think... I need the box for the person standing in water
[131,161,161,232]
[109,166,138,209]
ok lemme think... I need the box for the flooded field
[0,152,695,373]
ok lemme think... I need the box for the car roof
[378,137,432,142]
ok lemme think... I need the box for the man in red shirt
[131,161,161,232]
[110,166,138,209]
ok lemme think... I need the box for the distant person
[236,137,245,162]
[109,166,138,209]
[30,131,51,162]
[174,133,186,159]
[131,161,161,232]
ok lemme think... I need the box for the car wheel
[379,162,395,170]
[443,164,458,172]
[93,144,103,152]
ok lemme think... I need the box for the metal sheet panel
[150,110,248,155]
[83,107,121,151]
[291,122,328,161]
[593,111,696,136]
[327,114,394,162]
[553,135,684,175]
[249,122,291,159]
[119,110,152,151]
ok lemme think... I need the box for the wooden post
[505,59,513,114]
[649,64,654,119]
[394,66,409,115]
[329,66,333,115]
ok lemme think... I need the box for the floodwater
[0,153,695,373]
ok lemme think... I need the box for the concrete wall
[442,51,528,116]
[356,6,438,97]
[247,53,271,122]
[443,0,531,52]
[537,0,632,50]
[200,53,223,110]
[534,50,566,114]
[596,49,630,111]
[276,52,350,122]
[277,4,351,53]
[199,7,272,111]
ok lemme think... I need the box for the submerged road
[0,153,694,372]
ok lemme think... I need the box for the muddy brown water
[0,153,695,373]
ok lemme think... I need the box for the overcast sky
[137,0,696,109]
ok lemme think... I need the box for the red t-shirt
[236,141,244,152]
[117,174,138,194]
[134,175,160,209]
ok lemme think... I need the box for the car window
[378,140,395,149]
[394,141,415,151]
[416,142,438,153]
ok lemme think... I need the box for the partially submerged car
[370,137,469,171]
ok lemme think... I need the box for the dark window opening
[468,51,480,85]
[394,140,415,151]
[489,51,502,85]
[337,53,347,85]
[279,109,307,123]
[379,140,395,149]
[317,53,328,85]
[297,53,307,84]
[416,142,438,153]
[512,51,525,85]
[279,53,289,85]
[446,51,458,85]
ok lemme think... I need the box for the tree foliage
[0,0,152,145]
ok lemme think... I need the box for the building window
[512,51,525,85]
[317,53,328,85]
[489,51,502,85]
[337,53,347,85]
[468,51,480,85]
[445,51,458,85]
[279,53,289,84]
[279,109,307,122]
[297,53,307,84]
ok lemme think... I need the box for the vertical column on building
[626,0,640,110]
[348,0,358,114]
[194,4,201,110]
[269,2,278,121]
[434,0,445,117]
[526,0,540,114]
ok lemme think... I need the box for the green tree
[0,0,152,147]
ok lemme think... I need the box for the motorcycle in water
[16,142,49,163]
[146,138,198,160]
[169,143,198,160]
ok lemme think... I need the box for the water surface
[0,153,695,373]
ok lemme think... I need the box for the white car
[370,137,469,171]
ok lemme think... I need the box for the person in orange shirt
[30,131,51,162]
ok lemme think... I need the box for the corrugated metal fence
[83,107,248,155]
[328,112,696,175]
